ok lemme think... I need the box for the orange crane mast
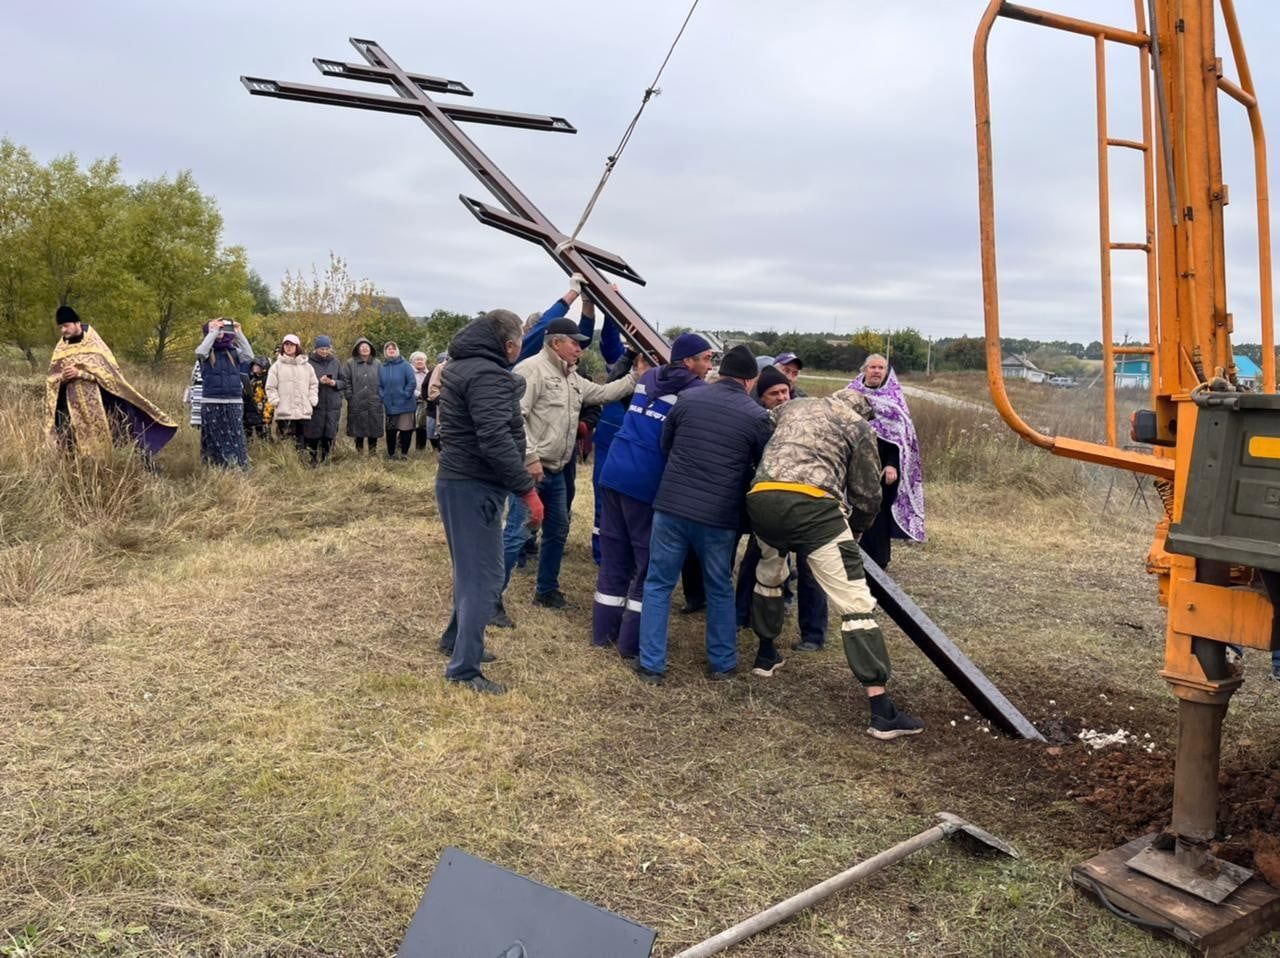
[975,0,1279,948]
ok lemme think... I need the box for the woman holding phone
[195,318,254,468]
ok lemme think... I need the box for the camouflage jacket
[753,390,883,532]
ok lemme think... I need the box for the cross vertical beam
[243,38,670,363]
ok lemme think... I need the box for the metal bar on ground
[861,551,1044,741]
[672,814,1017,958]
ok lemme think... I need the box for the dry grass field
[2,366,1278,957]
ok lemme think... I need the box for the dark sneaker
[489,604,516,629]
[751,654,785,678]
[633,664,664,685]
[534,590,567,609]
[709,667,738,682]
[449,674,507,695]
[679,600,706,615]
[791,641,824,653]
[867,710,925,741]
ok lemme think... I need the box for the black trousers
[385,428,412,457]
[277,420,305,449]
[304,436,333,463]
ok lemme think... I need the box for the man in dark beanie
[754,364,792,409]
[635,345,772,683]
[591,332,713,656]
[436,309,544,695]
[45,305,177,459]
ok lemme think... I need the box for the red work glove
[521,489,544,529]
[576,421,589,440]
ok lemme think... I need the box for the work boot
[534,589,567,609]
[489,602,516,629]
[449,674,507,695]
[791,640,824,653]
[633,663,664,686]
[709,666,738,682]
[867,696,924,741]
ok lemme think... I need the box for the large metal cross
[242,37,670,363]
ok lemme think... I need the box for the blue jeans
[1273,648,1280,677]
[436,477,506,681]
[638,510,739,675]
[502,469,569,596]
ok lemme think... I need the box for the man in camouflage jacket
[746,389,924,740]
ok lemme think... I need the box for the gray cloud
[6,0,1278,345]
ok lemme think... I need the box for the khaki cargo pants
[746,488,891,687]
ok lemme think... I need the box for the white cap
[282,333,301,346]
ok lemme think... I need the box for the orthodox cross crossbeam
[242,37,670,362]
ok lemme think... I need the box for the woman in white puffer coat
[266,333,318,448]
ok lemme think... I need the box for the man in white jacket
[503,317,636,609]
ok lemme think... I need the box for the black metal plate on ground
[397,847,656,958]
[862,550,1044,741]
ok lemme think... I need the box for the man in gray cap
[774,351,808,398]
[504,316,637,608]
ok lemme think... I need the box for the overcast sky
[7,1,1278,344]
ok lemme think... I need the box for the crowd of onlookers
[46,297,1280,743]
[184,320,449,468]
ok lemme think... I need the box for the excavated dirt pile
[1049,746,1280,880]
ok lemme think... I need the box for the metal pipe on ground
[670,813,1018,958]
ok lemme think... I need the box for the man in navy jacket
[436,310,544,695]
[636,345,772,682]
[591,333,714,658]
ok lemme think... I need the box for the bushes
[910,399,1092,500]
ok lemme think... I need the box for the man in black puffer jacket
[635,345,772,684]
[436,310,544,695]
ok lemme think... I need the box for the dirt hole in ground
[1047,746,1280,880]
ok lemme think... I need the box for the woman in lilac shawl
[846,354,925,567]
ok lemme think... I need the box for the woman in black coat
[343,337,384,454]
[302,335,345,464]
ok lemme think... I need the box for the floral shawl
[846,367,925,542]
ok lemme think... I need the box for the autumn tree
[0,141,43,364]
[127,171,253,363]
[272,252,391,353]
[0,139,258,366]
[421,309,471,358]
[246,268,280,315]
